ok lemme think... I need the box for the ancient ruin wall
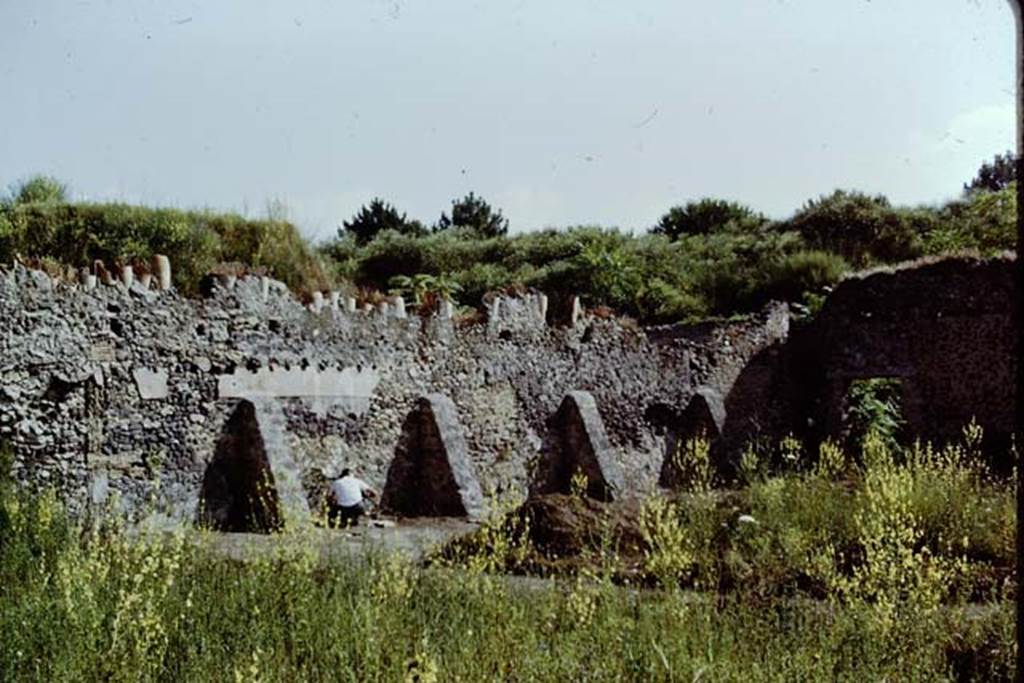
[787,254,1017,456]
[0,254,1010,524]
[0,266,787,524]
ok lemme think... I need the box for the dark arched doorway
[198,400,284,532]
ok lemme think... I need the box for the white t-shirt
[330,475,372,507]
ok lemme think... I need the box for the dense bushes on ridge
[1,156,1016,322]
[0,198,331,297]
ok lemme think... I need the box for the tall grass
[0,427,1015,681]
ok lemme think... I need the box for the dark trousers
[328,501,365,528]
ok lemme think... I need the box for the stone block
[216,366,380,416]
[132,367,169,400]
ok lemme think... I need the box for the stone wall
[1,253,1010,526]
[0,267,786,525]
[783,254,1017,460]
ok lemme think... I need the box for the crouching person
[328,468,377,528]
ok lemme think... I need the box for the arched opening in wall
[840,377,905,455]
[198,399,284,533]
[531,391,624,502]
[658,387,726,489]
[380,394,483,519]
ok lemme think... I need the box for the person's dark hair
[340,468,351,478]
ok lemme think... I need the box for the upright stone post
[439,299,454,319]
[538,293,549,321]
[377,301,390,316]
[330,291,340,310]
[152,255,172,291]
[311,291,324,313]
[139,273,152,289]
[345,297,358,313]
[120,265,134,288]
[570,296,583,325]
[392,296,407,319]
[80,267,97,290]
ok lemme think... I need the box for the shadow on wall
[718,341,789,472]
[380,394,484,519]
[197,399,284,533]
[656,386,726,488]
[530,391,624,501]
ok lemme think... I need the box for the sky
[0,1,1017,241]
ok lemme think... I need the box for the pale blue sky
[0,1,1016,240]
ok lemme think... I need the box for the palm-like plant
[388,273,463,314]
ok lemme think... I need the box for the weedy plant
[0,422,1015,680]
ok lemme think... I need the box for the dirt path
[197,517,479,563]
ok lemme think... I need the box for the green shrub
[354,230,432,286]
[455,262,515,306]
[0,201,331,296]
[842,378,904,452]
[923,183,1016,256]
[10,174,68,204]
[651,198,768,239]
[782,190,923,266]
[757,250,850,304]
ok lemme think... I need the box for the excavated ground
[201,516,479,563]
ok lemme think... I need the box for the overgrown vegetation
[1,152,1016,321]
[1,421,1013,680]
[0,183,331,297]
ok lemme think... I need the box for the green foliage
[783,190,923,266]
[922,182,1017,256]
[3,166,1015,322]
[964,150,1017,194]
[757,250,849,305]
[570,232,644,309]
[437,192,509,238]
[651,198,767,239]
[388,272,461,307]
[454,262,513,307]
[842,378,905,452]
[0,201,331,297]
[0,425,1015,680]
[341,198,427,246]
[10,174,68,204]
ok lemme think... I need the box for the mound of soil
[514,493,646,559]
[435,493,652,578]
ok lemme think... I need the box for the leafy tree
[10,175,68,205]
[341,198,426,246]
[964,151,1018,194]
[437,192,509,238]
[783,190,921,266]
[924,181,1016,255]
[651,199,767,239]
